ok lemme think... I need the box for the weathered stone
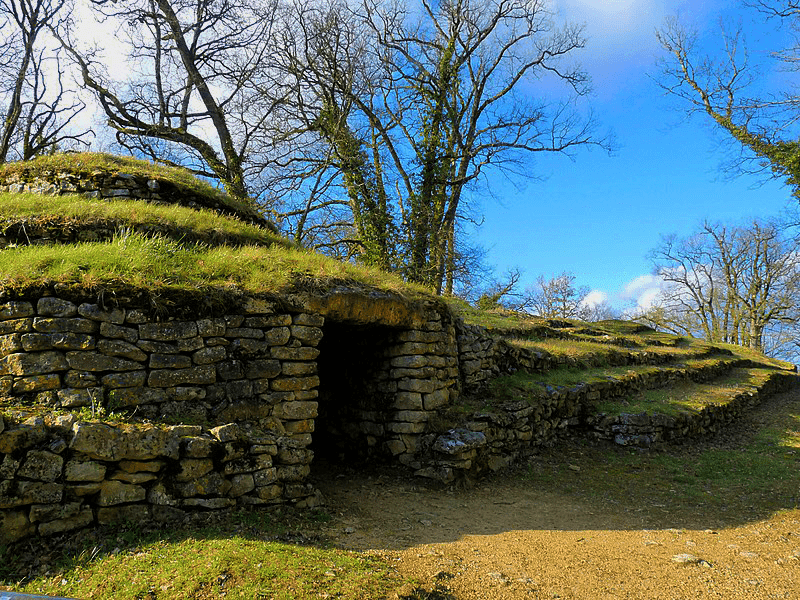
[270,346,320,361]
[245,359,281,379]
[77,303,125,324]
[16,481,63,504]
[97,480,146,506]
[66,351,143,372]
[210,423,241,442]
[29,501,83,523]
[242,298,276,314]
[97,339,147,361]
[148,365,216,387]
[276,445,311,465]
[177,471,231,497]
[223,454,273,476]
[112,471,157,485]
[177,336,204,352]
[20,332,95,352]
[0,455,19,478]
[169,387,206,402]
[284,419,315,434]
[183,497,236,509]
[70,422,123,460]
[37,297,77,317]
[151,505,186,524]
[217,360,244,380]
[386,422,426,434]
[139,321,198,341]
[0,333,22,357]
[64,370,97,388]
[33,317,96,334]
[0,318,33,334]
[107,387,166,408]
[226,327,264,339]
[97,504,150,525]
[270,376,320,392]
[147,483,180,506]
[245,314,292,328]
[192,346,226,365]
[12,373,61,393]
[197,318,226,337]
[433,429,487,454]
[274,401,318,420]
[390,355,428,369]
[393,410,429,424]
[226,380,253,400]
[65,460,106,482]
[385,439,406,455]
[264,327,291,346]
[136,339,178,354]
[3,351,68,375]
[393,391,424,410]
[101,370,147,388]
[118,460,165,473]
[229,473,255,497]
[57,388,98,407]
[290,325,323,346]
[38,506,94,536]
[175,458,214,482]
[150,353,192,369]
[281,361,316,377]
[183,436,215,458]
[125,309,149,324]
[397,378,436,394]
[0,421,48,453]
[423,388,450,411]
[0,301,34,320]
[0,510,34,544]
[292,313,325,327]
[17,451,63,482]
[276,464,310,482]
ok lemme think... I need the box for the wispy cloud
[620,273,665,311]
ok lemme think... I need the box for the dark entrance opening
[312,320,397,467]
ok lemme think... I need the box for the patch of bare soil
[313,390,800,599]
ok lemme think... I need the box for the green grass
[0,230,432,305]
[0,510,399,600]
[0,153,260,218]
[1,192,289,248]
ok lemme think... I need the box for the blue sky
[472,0,796,313]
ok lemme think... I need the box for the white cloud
[581,289,609,308]
[620,273,665,312]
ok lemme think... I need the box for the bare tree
[55,0,280,201]
[523,271,591,320]
[267,0,609,289]
[0,0,89,162]
[656,7,800,197]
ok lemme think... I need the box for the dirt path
[313,390,800,599]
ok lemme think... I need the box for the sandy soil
[313,394,800,599]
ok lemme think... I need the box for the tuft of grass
[0,193,288,248]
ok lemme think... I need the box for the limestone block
[276,464,310,482]
[290,325,323,346]
[33,317,96,334]
[397,378,435,394]
[246,359,281,379]
[0,301,34,320]
[64,370,98,388]
[385,439,406,455]
[284,419,315,434]
[38,506,94,535]
[177,336,204,352]
[226,327,264,339]
[0,455,18,478]
[391,367,435,379]
[3,351,68,376]
[246,314,292,328]
[107,387,166,408]
[147,365,216,387]
[65,460,106,482]
[137,339,178,354]
[177,471,231,497]
[0,376,9,395]
[97,504,150,525]
[230,338,269,357]
[125,309,149,324]
[270,375,320,392]
[216,400,271,422]
[223,454,273,476]
[252,484,282,502]
[229,473,255,497]
[112,471,158,484]
[97,339,147,361]
[0,333,22,357]
[175,458,214,482]
[386,422,426,434]
[292,313,324,327]
[193,346,227,365]
[97,480,146,506]
[151,505,185,524]
[294,390,319,401]
[395,330,438,343]
[275,401,318,420]
[423,388,450,411]
[184,498,235,509]
[57,388,99,408]
[21,332,95,352]
[139,321,198,341]
[66,351,143,372]
[197,318,226,337]
[280,361,316,377]
[226,380,253,400]
[263,327,291,346]
[210,423,241,442]
[0,421,48,454]
[393,410,429,424]
[216,360,244,380]
[16,481,63,505]
[0,510,34,544]
[242,298,276,314]
[270,346,320,361]
[29,501,83,523]
[12,373,61,393]
[17,450,63,482]
[77,303,125,324]
[37,298,77,317]
[147,483,179,506]
[0,318,33,334]
[150,353,192,369]
[253,468,277,486]
[390,355,428,369]
[224,315,244,328]
[101,370,147,389]
[70,422,122,460]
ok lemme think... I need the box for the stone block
[284,419,315,434]
[397,378,436,394]
[97,504,150,525]
[393,391,424,410]
[29,501,83,523]
[210,423,242,442]
[281,361,317,377]
[193,346,227,365]
[177,336,205,352]
[139,321,198,341]
[3,351,68,375]
[230,338,269,357]
[150,353,192,369]
[175,458,214,482]
[393,410,429,424]
[77,303,125,324]
[177,471,231,497]
[217,360,245,380]
[242,298,276,314]
[65,460,106,482]
[0,301,34,320]
[17,450,63,482]
[276,464,310,482]
[270,346,320,360]
[275,401,318,420]
[264,327,291,346]
[101,370,147,389]
[125,309,149,324]
[37,298,77,317]
[270,375,320,392]
[137,339,178,354]
[21,332,95,352]
[0,333,22,357]
[223,454,272,476]
[12,373,61,393]
[0,455,19,478]
[423,388,451,411]
[0,422,48,454]
[246,359,281,379]
[229,474,255,497]
[386,422,426,434]
[0,318,33,334]
[38,506,94,535]
[147,365,216,387]
[16,481,63,505]
[107,386,166,408]
[97,480,146,506]
[183,498,235,509]
[56,388,98,410]
[226,327,264,339]
[390,355,428,369]
[245,314,292,328]
[197,318,227,337]
[226,380,253,400]
[0,510,34,545]
[97,339,147,361]
[253,467,278,487]
[63,370,98,388]
[290,325,323,346]
[66,351,143,372]
[33,317,96,334]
